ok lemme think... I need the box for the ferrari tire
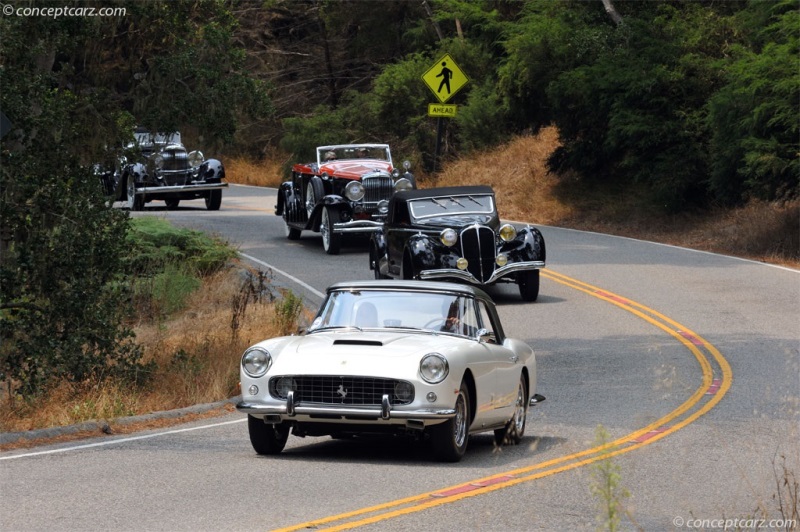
[247,415,290,455]
[494,375,527,446]
[431,381,470,462]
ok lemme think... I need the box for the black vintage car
[275,144,415,254]
[99,127,227,211]
[369,185,546,301]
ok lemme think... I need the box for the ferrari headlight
[440,228,457,247]
[394,178,413,192]
[152,154,164,170]
[499,223,517,242]
[345,181,365,201]
[188,150,204,168]
[242,347,271,378]
[420,353,449,384]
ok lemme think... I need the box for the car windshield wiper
[449,197,465,207]
[464,195,484,206]
[308,325,363,333]
[430,198,448,209]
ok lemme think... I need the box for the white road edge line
[0,419,246,461]
[239,252,326,299]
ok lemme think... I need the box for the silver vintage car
[236,280,544,462]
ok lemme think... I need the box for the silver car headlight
[440,228,457,247]
[499,223,517,242]
[420,353,449,384]
[242,347,271,378]
[275,376,297,398]
[152,154,164,170]
[394,178,413,192]
[188,150,204,168]
[345,181,365,201]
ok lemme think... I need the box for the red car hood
[319,160,393,180]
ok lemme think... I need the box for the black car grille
[269,375,414,406]
[161,150,189,171]
[460,225,497,283]
[362,175,394,211]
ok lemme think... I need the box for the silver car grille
[361,175,394,212]
[269,375,414,406]
[459,225,497,283]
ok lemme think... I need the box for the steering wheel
[423,318,446,330]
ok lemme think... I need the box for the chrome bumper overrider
[332,220,384,233]
[419,260,545,285]
[136,182,228,195]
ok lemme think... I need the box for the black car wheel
[305,178,323,219]
[371,244,387,279]
[126,175,144,211]
[518,270,540,302]
[431,381,470,462]
[247,415,290,455]
[494,375,527,446]
[320,206,342,255]
[205,189,222,211]
[165,199,180,210]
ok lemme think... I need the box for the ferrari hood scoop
[333,339,384,347]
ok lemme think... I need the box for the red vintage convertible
[275,144,415,254]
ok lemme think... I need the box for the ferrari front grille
[269,375,414,406]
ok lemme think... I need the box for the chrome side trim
[418,260,546,284]
[136,182,228,195]
[332,220,385,233]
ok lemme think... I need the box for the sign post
[421,54,468,171]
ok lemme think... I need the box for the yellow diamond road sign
[422,54,468,104]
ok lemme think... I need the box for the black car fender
[197,158,224,182]
[505,226,546,263]
[275,181,293,216]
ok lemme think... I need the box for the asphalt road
[2,184,798,531]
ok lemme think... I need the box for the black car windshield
[408,194,494,220]
[309,290,480,337]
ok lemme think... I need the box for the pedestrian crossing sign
[422,54,469,104]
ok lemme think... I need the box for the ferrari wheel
[248,415,290,455]
[494,375,527,446]
[431,381,470,462]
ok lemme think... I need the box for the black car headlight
[188,150,204,168]
[440,228,458,247]
[420,353,449,384]
[242,347,271,377]
[499,223,517,242]
[345,181,365,201]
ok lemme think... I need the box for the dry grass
[226,149,286,188]
[0,266,299,434]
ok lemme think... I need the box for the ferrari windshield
[309,289,480,337]
[408,194,494,220]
